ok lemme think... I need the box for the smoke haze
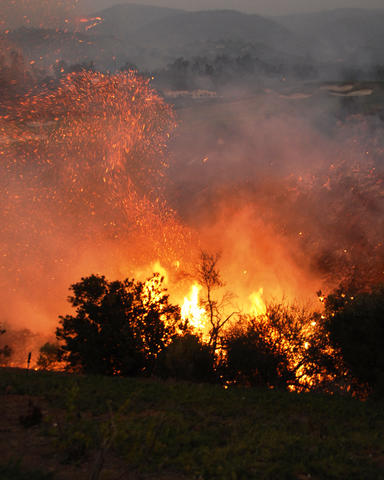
[78,0,384,16]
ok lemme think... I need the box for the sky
[80,0,384,15]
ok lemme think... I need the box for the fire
[0,69,198,336]
[181,284,206,330]
[151,261,169,285]
[249,288,267,317]
[78,16,104,31]
[1,4,383,390]
[142,273,165,309]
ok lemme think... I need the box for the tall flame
[181,283,206,330]
[249,288,267,317]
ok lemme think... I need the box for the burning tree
[224,303,339,391]
[56,274,182,376]
[197,252,239,353]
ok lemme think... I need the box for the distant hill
[7,6,384,74]
[83,6,307,69]
[90,3,183,39]
[129,9,303,55]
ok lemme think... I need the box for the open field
[0,367,383,479]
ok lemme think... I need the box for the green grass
[0,459,54,480]
[1,367,384,479]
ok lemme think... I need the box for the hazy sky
[82,0,384,15]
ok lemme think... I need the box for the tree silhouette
[197,252,238,353]
[0,325,12,366]
[56,274,181,376]
[37,342,61,371]
[324,285,384,396]
[157,333,215,383]
[224,317,292,388]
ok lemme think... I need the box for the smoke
[167,92,384,303]
[1,74,383,339]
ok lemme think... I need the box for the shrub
[324,285,384,395]
[157,334,215,382]
[37,342,61,371]
[56,274,182,376]
[223,303,337,391]
[224,317,293,388]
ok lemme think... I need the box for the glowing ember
[0,69,196,335]
[142,273,166,310]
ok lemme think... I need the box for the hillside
[90,3,183,39]
[132,9,303,54]
[4,6,384,84]
[5,6,308,71]
[1,367,384,479]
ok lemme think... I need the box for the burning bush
[156,333,215,383]
[36,341,61,371]
[223,303,339,391]
[223,318,293,389]
[56,273,182,376]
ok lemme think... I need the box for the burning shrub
[223,303,337,391]
[324,285,384,396]
[37,341,61,371]
[223,317,293,389]
[156,333,215,383]
[56,273,182,376]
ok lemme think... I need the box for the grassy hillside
[1,367,383,479]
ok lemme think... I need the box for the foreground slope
[1,367,383,479]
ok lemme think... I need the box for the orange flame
[249,288,267,316]
[181,284,206,330]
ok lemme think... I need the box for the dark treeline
[154,53,318,91]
